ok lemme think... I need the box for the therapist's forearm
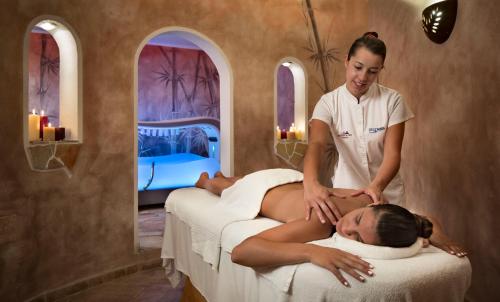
[303,141,325,185]
[371,123,405,192]
[370,152,400,191]
[231,236,313,267]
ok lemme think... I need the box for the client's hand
[308,245,373,287]
[350,184,386,204]
[429,230,468,258]
[304,181,344,224]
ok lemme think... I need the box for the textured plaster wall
[367,1,500,301]
[0,0,367,300]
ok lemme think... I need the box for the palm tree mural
[154,47,192,119]
[198,54,220,118]
[301,0,340,93]
[178,127,209,157]
[37,33,59,118]
[154,47,220,120]
[145,46,219,157]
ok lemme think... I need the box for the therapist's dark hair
[372,204,433,247]
[347,32,387,63]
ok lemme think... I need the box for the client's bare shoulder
[329,188,372,216]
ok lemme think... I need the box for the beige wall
[367,0,500,301]
[4,0,497,301]
[0,1,367,300]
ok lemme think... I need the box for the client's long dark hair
[372,204,433,247]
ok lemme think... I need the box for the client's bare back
[194,171,371,224]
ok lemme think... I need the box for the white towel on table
[165,168,303,270]
[222,221,425,293]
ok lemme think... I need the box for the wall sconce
[421,0,457,44]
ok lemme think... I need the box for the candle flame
[48,122,52,127]
[41,110,45,116]
[32,108,36,115]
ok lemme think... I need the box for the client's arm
[425,216,467,257]
[231,214,373,287]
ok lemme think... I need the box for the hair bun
[363,31,379,39]
[414,215,433,238]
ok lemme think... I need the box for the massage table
[161,187,472,302]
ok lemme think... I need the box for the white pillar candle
[43,122,55,141]
[276,126,281,139]
[28,109,40,142]
[296,130,303,141]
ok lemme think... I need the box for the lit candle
[276,126,281,139]
[296,129,303,141]
[287,124,296,140]
[43,122,55,141]
[28,109,40,142]
[39,110,48,140]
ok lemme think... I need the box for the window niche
[274,58,308,168]
[23,17,82,175]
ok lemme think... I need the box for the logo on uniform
[338,130,352,138]
[369,127,385,133]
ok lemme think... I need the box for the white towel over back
[216,169,304,219]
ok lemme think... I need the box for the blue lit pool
[138,153,220,191]
[137,117,221,191]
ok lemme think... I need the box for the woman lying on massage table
[195,171,467,287]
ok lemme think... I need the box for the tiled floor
[55,267,185,302]
[139,206,166,249]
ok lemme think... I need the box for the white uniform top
[311,83,414,205]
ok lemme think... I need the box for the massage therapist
[303,32,414,224]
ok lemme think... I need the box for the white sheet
[161,189,472,302]
[165,188,227,268]
[162,212,472,302]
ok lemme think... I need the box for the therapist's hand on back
[350,184,386,204]
[304,181,344,224]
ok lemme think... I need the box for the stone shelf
[275,139,308,168]
[27,141,81,176]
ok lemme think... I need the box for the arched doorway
[133,27,233,251]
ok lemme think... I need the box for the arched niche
[274,57,308,142]
[23,16,83,174]
[133,26,233,251]
[274,57,308,168]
